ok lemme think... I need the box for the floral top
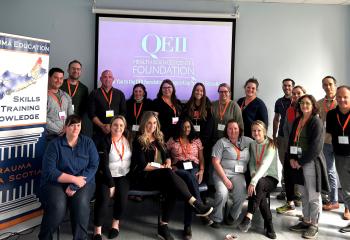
[166,138,203,165]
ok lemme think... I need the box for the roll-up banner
[0,32,49,237]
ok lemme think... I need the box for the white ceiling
[191,0,350,5]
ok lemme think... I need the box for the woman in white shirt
[93,115,132,240]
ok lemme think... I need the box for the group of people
[38,60,350,240]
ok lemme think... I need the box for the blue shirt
[41,134,99,190]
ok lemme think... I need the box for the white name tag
[172,117,179,124]
[194,125,200,132]
[106,110,114,118]
[338,136,349,144]
[183,161,193,170]
[290,146,302,155]
[132,124,139,132]
[58,111,66,120]
[150,162,162,168]
[235,165,244,173]
[217,124,225,131]
[72,104,75,112]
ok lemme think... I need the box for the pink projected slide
[97,16,234,100]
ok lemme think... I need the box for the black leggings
[94,176,130,226]
[142,168,193,222]
[283,158,298,202]
[247,176,278,223]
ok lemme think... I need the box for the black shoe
[157,224,174,240]
[276,191,286,200]
[183,225,192,240]
[210,221,221,229]
[265,221,276,239]
[224,214,235,226]
[238,216,251,233]
[193,200,213,217]
[200,216,213,226]
[108,228,119,239]
[93,234,102,240]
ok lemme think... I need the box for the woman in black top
[131,111,212,240]
[152,79,182,142]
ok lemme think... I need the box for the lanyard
[193,110,200,120]
[48,90,62,110]
[232,143,240,160]
[293,118,306,144]
[134,102,143,123]
[323,97,336,113]
[219,101,230,121]
[240,97,255,110]
[101,88,113,108]
[67,80,79,97]
[162,96,177,116]
[112,138,124,161]
[255,144,266,167]
[337,113,350,136]
[179,138,191,159]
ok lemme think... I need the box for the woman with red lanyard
[166,118,206,240]
[288,95,329,239]
[238,120,278,239]
[237,78,268,138]
[126,83,153,135]
[276,85,306,214]
[93,116,132,240]
[152,79,183,142]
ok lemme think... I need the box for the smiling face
[145,116,158,135]
[226,122,240,142]
[65,122,81,139]
[134,86,145,101]
[111,118,125,137]
[282,80,293,97]
[182,121,191,137]
[161,83,173,98]
[68,62,81,81]
[49,72,64,90]
[251,124,265,143]
[299,96,313,115]
[292,87,305,102]
[336,87,350,112]
[245,82,257,98]
[194,84,204,101]
[218,86,230,103]
[100,70,114,90]
[322,77,336,98]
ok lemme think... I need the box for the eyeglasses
[299,101,312,106]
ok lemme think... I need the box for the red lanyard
[101,88,113,108]
[232,144,240,160]
[162,96,177,116]
[255,144,266,167]
[112,138,124,161]
[67,80,79,97]
[219,101,230,121]
[240,97,255,110]
[323,97,336,113]
[337,113,350,135]
[134,102,143,122]
[48,90,62,110]
[179,138,191,159]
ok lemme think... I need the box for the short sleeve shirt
[274,96,291,137]
[167,138,203,165]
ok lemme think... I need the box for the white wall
[0,0,349,131]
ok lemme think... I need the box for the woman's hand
[224,178,233,190]
[163,159,172,169]
[247,184,256,197]
[110,187,115,198]
[290,159,301,169]
[196,169,204,184]
[65,186,76,197]
[74,176,87,188]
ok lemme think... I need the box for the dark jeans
[283,156,298,202]
[247,176,277,223]
[175,167,201,227]
[38,182,95,240]
[94,176,130,226]
[142,168,192,223]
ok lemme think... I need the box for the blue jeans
[38,182,95,240]
[175,168,201,227]
[323,143,338,203]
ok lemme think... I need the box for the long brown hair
[186,83,209,120]
[137,111,165,150]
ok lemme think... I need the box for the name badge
[132,124,140,132]
[172,117,179,124]
[235,165,244,173]
[338,136,349,144]
[217,124,225,131]
[106,110,114,118]
[183,161,193,170]
[194,125,200,132]
[58,111,66,120]
[150,162,161,168]
[72,104,75,112]
[290,146,302,155]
